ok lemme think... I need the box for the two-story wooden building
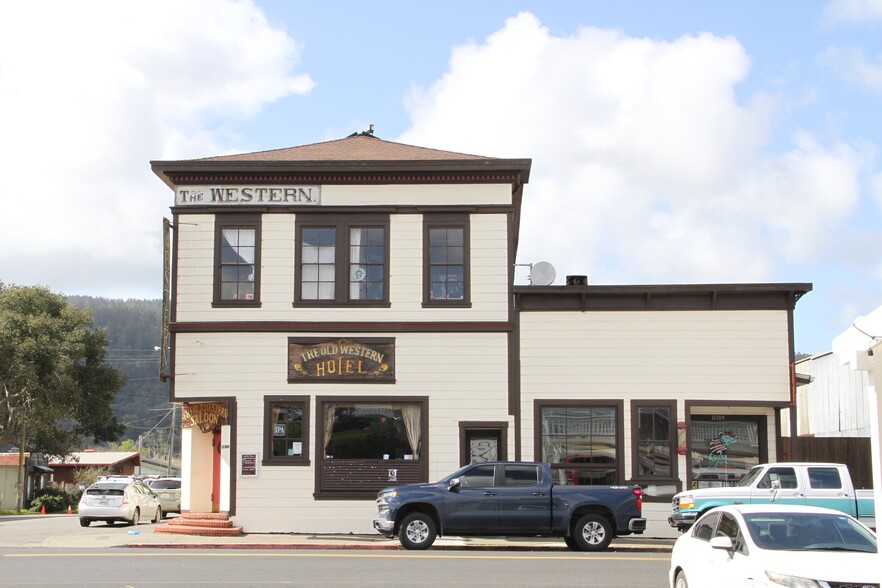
[151,132,810,533]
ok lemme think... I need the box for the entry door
[212,430,221,513]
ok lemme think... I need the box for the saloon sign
[288,338,395,383]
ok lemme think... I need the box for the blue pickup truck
[372,461,646,551]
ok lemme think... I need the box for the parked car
[78,477,162,527]
[669,462,875,531]
[669,504,878,588]
[373,461,645,551]
[145,477,181,516]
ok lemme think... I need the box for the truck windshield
[737,467,762,487]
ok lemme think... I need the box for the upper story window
[295,214,389,306]
[213,214,261,307]
[423,214,470,307]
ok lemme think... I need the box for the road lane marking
[4,552,667,562]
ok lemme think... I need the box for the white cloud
[820,46,882,91]
[399,12,865,285]
[0,0,312,297]
[823,0,882,24]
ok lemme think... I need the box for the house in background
[0,452,53,510]
[785,352,871,437]
[48,451,140,487]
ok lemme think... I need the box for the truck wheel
[399,513,437,550]
[573,514,613,552]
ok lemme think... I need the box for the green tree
[0,283,126,456]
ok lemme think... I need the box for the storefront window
[536,402,622,486]
[323,403,421,460]
[263,396,310,466]
[689,415,763,488]
[635,404,673,477]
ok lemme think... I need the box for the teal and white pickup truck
[669,462,875,531]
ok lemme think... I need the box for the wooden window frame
[629,400,680,502]
[262,395,310,466]
[294,213,390,307]
[213,214,261,307]
[458,421,508,466]
[423,213,471,307]
[314,396,428,500]
[533,399,624,484]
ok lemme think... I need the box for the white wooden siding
[320,183,512,206]
[518,310,789,470]
[788,352,871,437]
[174,213,510,323]
[175,331,511,533]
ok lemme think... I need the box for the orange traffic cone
[67,505,73,515]
[40,505,46,515]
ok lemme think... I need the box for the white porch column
[220,424,232,513]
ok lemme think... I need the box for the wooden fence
[782,437,874,489]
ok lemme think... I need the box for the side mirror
[709,536,734,551]
[448,477,461,491]
[770,479,781,502]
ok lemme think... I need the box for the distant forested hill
[67,296,172,456]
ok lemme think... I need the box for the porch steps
[153,512,243,537]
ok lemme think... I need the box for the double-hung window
[423,214,470,306]
[296,215,389,305]
[213,214,261,306]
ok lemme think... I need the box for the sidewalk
[126,531,675,552]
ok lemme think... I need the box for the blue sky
[2,0,881,354]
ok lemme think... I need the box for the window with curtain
[322,403,421,460]
[263,396,310,465]
[214,215,261,306]
[296,215,388,305]
[536,401,622,486]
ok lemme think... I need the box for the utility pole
[166,404,176,476]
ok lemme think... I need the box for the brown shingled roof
[196,134,491,163]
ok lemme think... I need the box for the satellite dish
[529,261,556,286]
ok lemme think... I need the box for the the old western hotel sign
[288,338,395,383]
